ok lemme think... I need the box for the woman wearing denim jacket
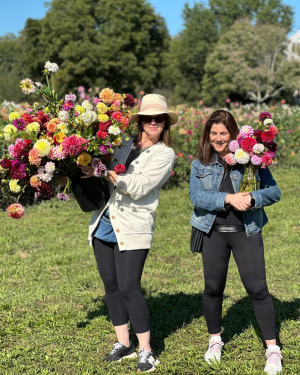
[189,110,282,375]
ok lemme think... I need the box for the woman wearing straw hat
[80,94,177,373]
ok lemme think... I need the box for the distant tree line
[0,0,299,105]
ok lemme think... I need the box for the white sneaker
[264,345,282,374]
[204,336,224,364]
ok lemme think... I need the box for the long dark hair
[135,114,171,146]
[197,109,239,164]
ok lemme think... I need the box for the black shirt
[215,158,244,225]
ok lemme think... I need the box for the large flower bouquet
[0,62,138,219]
[225,111,278,192]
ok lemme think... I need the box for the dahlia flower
[99,145,108,154]
[263,118,273,127]
[99,88,115,104]
[75,105,85,115]
[99,122,111,132]
[251,155,262,166]
[253,143,265,154]
[47,118,60,133]
[26,122,40,135]
[13,119,26,131]
[3,124,18,141]
[98,114,109,123]
[8,138,26,159]
[0,158,12,169]
[114,93,124,103]
[93,164,106,177]
[57,193,69,201]
[37,167,53,182]
[81,110,97,125]
[61,135,88,156]
[65,94,76,101]
[124,93,135,108]
[45,162,56,173]
[108,125,121,136]
[7,203,25,219]
[20,78,36,95]
[35,183,54,200]
[235,149,250,164]
[82,100,93,111]
[111,111,123,122]
[77,152,92,166]
[34,139,52,157]
[62,100,75,111]
[112,137,122,146]
[261,131,275,143]
[55,132,66,144]
[240,125,254,138]
[57,123,69,134]
[8,112,21,122]
[49,145,66,160]
[114,164,126,174]
[58,110,69,121]
[9,179,21,193]
[229,140,239,153]
[269,126,278,136]
[44,61,59,73]
[96,102,109,113]
[241,137,256,152]
[91,158,103,169]
[225,153,237,166]
[259,112,272,122]
[10,161,26,180]
[261,154,273,168]
[30,175,42,188]
[253,129,262,142]
[96,131,109,140]
[28,148,41,166]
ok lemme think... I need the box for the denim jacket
[189,153,281,237]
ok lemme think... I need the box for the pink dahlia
[111,111,123,122]
[241,137,256,152]
[225,153,237,166]
[7,203,25,219]
[62,100,75,111]
[251,155,262,166]
[261,154,273,168]
[269,125,278,136]
[65,94,76,101]
[57,193,69,201]
[96,131,108,140]
[240,125,254,138]
[114,164,126,174]
[61,135,88,156]
[94,164,106,177]
[8,138,26,159]
[229,140,239,153]
[13,119,26,131]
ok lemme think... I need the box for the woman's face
[141,114,165,141]
[209,123,230,157]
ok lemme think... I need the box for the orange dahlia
[113,93,124,103]
[28,148,41,166]
[99,88,115,104]
[30,175,42,188]
[47,118,62,133]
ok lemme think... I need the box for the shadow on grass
[77,292,300,354]
[221,295,300,347]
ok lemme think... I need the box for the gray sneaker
[136,348,160,373]
[103,341,137,363]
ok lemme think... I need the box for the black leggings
[202,231,276,341]
[93,238,150,334]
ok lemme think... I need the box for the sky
[0,0,300,38]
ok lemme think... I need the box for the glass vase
[239,165,260,192]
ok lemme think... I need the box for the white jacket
[88,142,175,250]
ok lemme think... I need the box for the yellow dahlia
[26,122,40,135]
[112,137,122,147]
[3,124,18,142]
[179,128,186,134]
[75,105,85,115]
[33,139,52,157]
[96,102,108,114]
[77,152,92,166]
[9,179,21,193]
[57,123,69,134]
[99,88,115,104]
[98,114,109,123]
[8,112,21,122]
[55,132,66,143]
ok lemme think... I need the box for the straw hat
[131,94,178,125]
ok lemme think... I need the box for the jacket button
[111,216,116,219]
[234,177,237,181]
[250,232,253,235]
[257,204,260,207]
[116,229,120,233]
[120,242,124,245]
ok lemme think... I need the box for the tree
[201,20,300,105]
[20,0,169,96]
[0,34,27,103]
[209,0,294,34]
[162,2,219,104]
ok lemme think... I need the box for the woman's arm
[251,167,281,208]
[114,148,175,200]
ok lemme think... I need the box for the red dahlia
[114,164,126,174]
[0,158,12,169]
[261,131,275,143]
[241,137,256,152]
[96,131,109,140]
[35,183,55,200]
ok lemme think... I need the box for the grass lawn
[0,168,299,374]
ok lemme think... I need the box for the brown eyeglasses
[141,114,166,123]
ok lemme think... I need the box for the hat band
[140,103,167,112]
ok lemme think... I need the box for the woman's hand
[78,165,94,179]
[58,176,68,187]
[225,192,251,211]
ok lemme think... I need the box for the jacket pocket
[196,169,213,190]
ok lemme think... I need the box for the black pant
[202,231,276,340]
[93,238,150,334]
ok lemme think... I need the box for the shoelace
[209,341,224,353]
[109,342,124,355]
[139,348,151,363]
[266,350,282,365]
